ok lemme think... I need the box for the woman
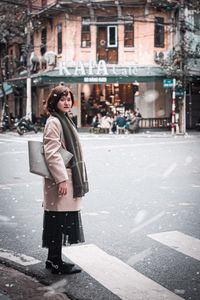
[42,85,89,274]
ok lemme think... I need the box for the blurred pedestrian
[92,112,102,128]
[128,111,141,133]
[42,85,89,274]
[115,111,127,134]
[100,112,113,133]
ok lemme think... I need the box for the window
[81,18,91,47]
[57,24,62,54]
[124,23,134,47]
[154,17,164,48]
[107,26,117,47]
[41,28,47,55]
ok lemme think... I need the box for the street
[0,131,200,300]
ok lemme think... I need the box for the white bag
[28,140,73,179]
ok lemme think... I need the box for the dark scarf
[52,111,89,198]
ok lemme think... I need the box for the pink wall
[33,6,172,68]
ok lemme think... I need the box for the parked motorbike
[1,114,19,132]
[1,115,10,131]
[16,117,38,135]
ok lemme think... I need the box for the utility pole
[171,78,176,135]
[179,0,186,134]
[26,0,32,120]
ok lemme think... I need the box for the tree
[0,0,27,128]
[0,0,28,75]
[154,0,200,133]
[0,1,27,49]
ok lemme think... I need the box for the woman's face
[56,93,73,113]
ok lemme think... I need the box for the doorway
[97,26,118,64]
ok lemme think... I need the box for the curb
[0,263,71,300]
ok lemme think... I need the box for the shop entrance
[80,83,137,127]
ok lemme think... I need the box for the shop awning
[0,82,13,98]
[8,64,167,87]
[31,65,166,86]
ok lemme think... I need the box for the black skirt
[42,210,85,248]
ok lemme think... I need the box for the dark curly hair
[46,85,74,113]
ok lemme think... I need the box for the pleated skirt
[42,210,85,248]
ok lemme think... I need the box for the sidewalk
[0,263,71,300]
[78,127,200,135]
[1,128,200,138]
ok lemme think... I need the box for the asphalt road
[0,131,200,300]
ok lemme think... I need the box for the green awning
[32,74,166,85]
[31,65,166,86]
[8,65,167,87]
[0,83,13,98]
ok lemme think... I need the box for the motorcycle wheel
[17,126,24,136]
[33,126,38,134]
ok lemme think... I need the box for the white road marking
[85,140,198,150]
[148,231,200,261]
[0,136,198,147]
[0,151,26,156]
[63,244,184,300]
[130,211,165,234]
[162,163,177,178]
[0,137,42,143]
[0,182,41,189]
[126,248,153,266]
[0,248,41,266]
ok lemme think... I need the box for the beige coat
[43,116,82,212]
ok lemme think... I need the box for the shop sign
[59,60,142,77]
[163,79,173,88]
[176,87,184,96]
[0,83,13,98]
[83,77,107,83]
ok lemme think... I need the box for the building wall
[32,2,174,125]
[34,7,172,67]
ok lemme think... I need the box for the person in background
[85,97,94,126]
[92,112,102,128]
[128,110,142,133]
[115,111,127,134]
[100,112,113,133]
[42,85,89,274]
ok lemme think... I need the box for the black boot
[51,261,82,275]
[45,259,75,269]
[47,243,78,274]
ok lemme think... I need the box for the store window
[124,23,134,47]
[154,17,164,48]
[107,26,118,47]
[81,18,91,47]
[41,27,47,55]
[57,24,62,54]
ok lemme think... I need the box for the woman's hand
[58,181,67,196]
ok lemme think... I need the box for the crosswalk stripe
[0,248,41,266]
[63,244,184,300]
[148,231,200,261]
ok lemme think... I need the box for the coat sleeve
[43,118,68,184]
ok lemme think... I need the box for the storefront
[28,61,170,127]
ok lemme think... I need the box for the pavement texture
[0,263,71,300]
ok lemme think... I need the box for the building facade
[3,0,200,130]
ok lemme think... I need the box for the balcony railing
[140,118,170,129]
